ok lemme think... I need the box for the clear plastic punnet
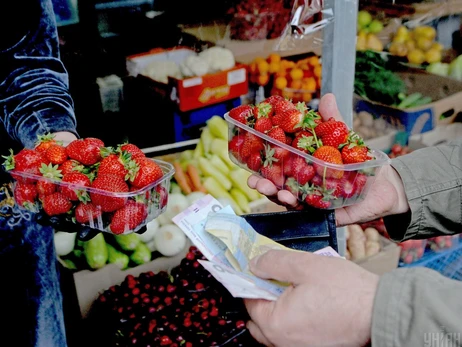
[224,113,391,210]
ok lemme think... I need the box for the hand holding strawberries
[245,93,410,226]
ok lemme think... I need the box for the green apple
[368,19,384,34]
[357,10,372,29]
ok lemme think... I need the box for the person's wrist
[357,272,379,346]
[384,164,410,216]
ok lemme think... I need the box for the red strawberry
[253,102,273,119]
[285,135,293,145]
[119,143,145,160]
[254,117,273,134]
[341,144,369,164]
[85,137,105,148]
[228,134,246,161]
[34,133,58,154]
[131,158,163,189]
[284,177,302,199]
[338,177,357,198]
[3,149,47,183]
[283,155,295,176]
[229,105,253,124]
[291,157,315,185]
[311,175,341,197]
[14,182,38,208]
[267,127,286,143]
[292,132,316,153]
[110,200,148,234]
[75,202,102,224]
[314,118,349,148]
[90,174,129,212]
[59,159,84,175]
[37,163,62,198]
[45,144,68,165]
[273,99,295,118]
[66,139,103,166]
[246,151,263,172]
[265,95,285,107]
[156,185,168,209]
[98,154,129,179]
[261,163,284,187]
[272,146,291,161]
[42,192,72,216]
[305,191,331,209]
[37,180,57,199]
[274,108,304,133]
[60,172,91,201]
[312,146,344,179]
[352,173,368,192]
[241,133,264,160]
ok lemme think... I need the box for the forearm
[372,267,462,347]
[384,140,462,241]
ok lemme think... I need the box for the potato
[364,227,380,243]
[347,225,366,260]
[365,241,381,257]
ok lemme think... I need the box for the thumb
[318,93,343,123]
[249,249,312,284]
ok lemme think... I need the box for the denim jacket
[0,0,77,155]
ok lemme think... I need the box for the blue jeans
[0,183,67,347]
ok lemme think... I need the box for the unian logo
[424,327,462,347]
[198,85,231,103]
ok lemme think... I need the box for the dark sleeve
[0,0,77,149]
[383,138,462,241]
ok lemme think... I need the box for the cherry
[209,307,219,317]
[186,252,195,260]
[160,335,172,345]
[236,320,246,329]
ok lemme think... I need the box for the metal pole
[321,0,359,256]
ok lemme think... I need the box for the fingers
[318,93,343,122]
[250,249,312,284]
[247,174,260,189]
[277,190,299,209]
[246,320,273,346]
[254,178,279,197]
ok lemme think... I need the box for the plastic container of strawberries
[9,159,174,234]
[224,113,391,209]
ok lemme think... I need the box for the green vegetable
[129,242,152,265]
[199,126,215,153]
[107,244,130,270]
[230,188,251,214]
[397,93,432,109]
[427,62,449,77]
[198,157,232,191]
[83,233,108,270]
[229,169,261,201]
[61,258,77,270]
[206,115,228,140]
[203,176,243,214]
[448,55,462,81]
[114,233,140,251]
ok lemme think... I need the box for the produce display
[388,25,443,65]
[86,246,260,346]
[248,53,322,103]
[427,235,459,253]
[427,54,462,81]
[345,224,383,261]
[398,239,427,264]
[225,96,390,209]
[169,115,263,215]
[356,10,385,52]
[2,134,173,235]
[353,110,395,141]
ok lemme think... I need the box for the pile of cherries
[87,246,261,346]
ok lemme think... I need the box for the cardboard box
[354,69,462,137]
[354,236,400,276]
[126,47,248,112]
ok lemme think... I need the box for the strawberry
[98,154,133,180]
[37,180,57,199]
[284,177,302,199]
[267,127,286,143]
[305,191,331,209]
[66,138,103,166]
[75,202,102,224]
[45,144,68,165]
[265,95,285,108]
[42,192,72,216]
[155,185,168,209]
[110,200,148,234]
[338,177,357,198]
[131,158,164,189]
[119,143,145,160]
[3,148,47,183]
[90,174,129,212]
[273,108,304,133]
[60,172,91,201]
[37,163,62,198]
[314,118,349,148]
[311,175,341,197]
[283,155,295,176]
[292,132,317,154]
[85,137,105,148]
[253,102,273,119]
[254,117,273,134]
[246,151,263,172]
[352,173,368,192]
[228,134,246,161]
[59,159,84,175]
[261,163,284,187]
[312,146,344,179]
[241,133,264,160]
[272,99,295,118]
[229,105,253,124]
[14,182,38,208]
[290,157,315,185]
[285,135,293,145]
[35,133,58,154]
[341,144,369,164]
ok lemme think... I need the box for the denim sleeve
[383,138,462,241]
[0,0,77,149]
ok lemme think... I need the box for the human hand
[52,131,78,147]
[245,250,379,347]
[247,93,409,226]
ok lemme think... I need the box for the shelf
[95,0,153,10]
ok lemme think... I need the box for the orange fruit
[302,77,317,92]
[313,65,322,79]
[290,68,304,80]
[307,56,320,67]
[269,53,281,63]
[257,74,270,86]
[282,89,294,100]
[275,69,287,78]
[274,76,288,89]
[290,79,303,90]
[302,92,313,102]
[249,62,258,75]
[254,57,266,64]
[257,61,270,74]
[269,62,280,74]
